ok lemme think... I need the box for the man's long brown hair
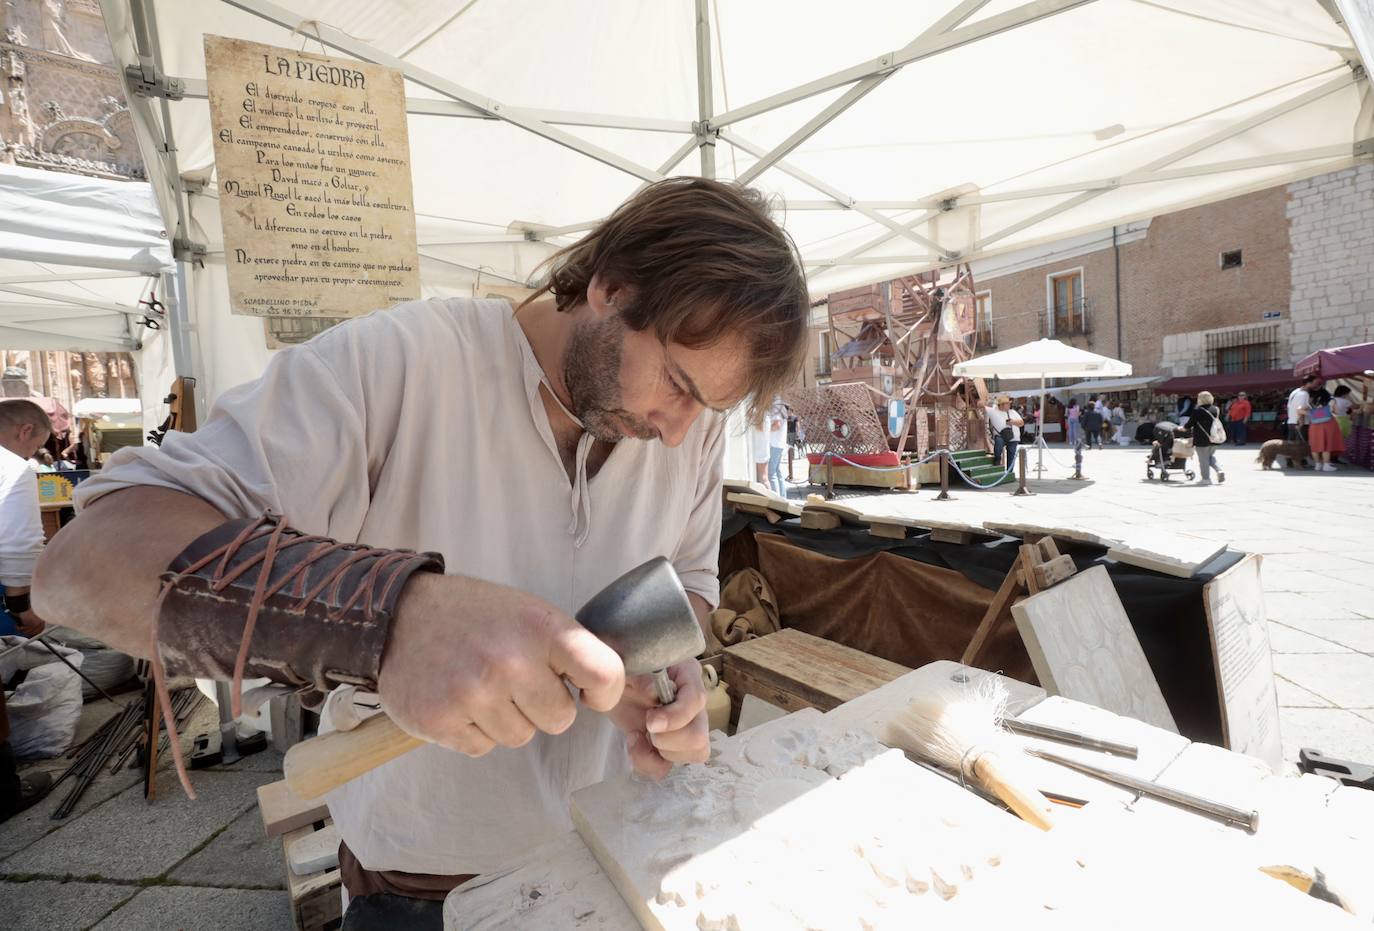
[526,177,810,419]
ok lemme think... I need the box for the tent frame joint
[172,238,206,263]
[124,63,185,101]
[692,120,718,147]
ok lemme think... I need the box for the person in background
[986,395,1021,469]
[766,397,788,497]
[1177,393,1196,425]
[1066,398,1081,447]
[1306,381,1341,472]
[1188,390,1226,485]
[28,450,55,473]
[1332,385,1354,443]
[1080,402,1104,450]
[0,399,55,822]
[1285,375,1320,443]
[1110,401,1129,445]
[750,413,770,488]
[1226,391,1252,446]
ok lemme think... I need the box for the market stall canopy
[1061,375,1162,394]
[1153,369,1298,396]
[97,0,1374,405]
[0,164,171,352]
[1294,340,1374,379]
[72,397,143,420]
[952,339,1132,379]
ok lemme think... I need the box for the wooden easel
[960,537,1077,667]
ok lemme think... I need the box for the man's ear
[586,272,632,321]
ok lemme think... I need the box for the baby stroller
[1146,421,1195,481]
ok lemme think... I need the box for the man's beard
[562,313,658,442]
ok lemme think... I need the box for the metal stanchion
[825,456,835,500]
[1013,446,1033,496]
[935,449,952,501]
[1070,440,1088,480]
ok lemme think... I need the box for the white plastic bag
[1,636,85,759]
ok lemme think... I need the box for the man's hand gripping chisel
[283,557,705,799]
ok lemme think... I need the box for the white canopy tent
[954,338,1131,470]
[89,0,1374,478]
[0,163,174,436]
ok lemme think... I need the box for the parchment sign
[204,35,420,323]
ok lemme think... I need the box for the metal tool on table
[1026,747,1260,833]
[1006,717,1139,759]
[284,556,705,799]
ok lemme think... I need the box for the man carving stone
[34,178,810,925]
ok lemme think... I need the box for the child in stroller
[1146,421,1196,481]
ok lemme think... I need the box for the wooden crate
[723,628,910,717]
[282,820,343,931]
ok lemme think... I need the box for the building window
[974,291,994,349]
[1215,343,1274,374]
[1220,249,1243,270]
[817,331,833,376]
[1048,270,1087,335]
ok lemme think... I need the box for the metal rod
[936,449,951,500]
[30,637,119,704]
[1026,748,1259,832]
[1006,719,1138,759]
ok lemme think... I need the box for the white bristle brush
[889,678,1056,831]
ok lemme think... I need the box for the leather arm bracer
[155,513,444,707]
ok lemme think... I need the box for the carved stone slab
[1012,566,1178,733]
[443,830,639,931]
[1106,531,1227,578]
[570,709,1077,930]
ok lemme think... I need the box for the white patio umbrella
[953,339,1131,473]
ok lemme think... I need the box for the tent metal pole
[711,0,1097,128]
[736,0,989,186]
[695,0,716,180]
[972,71,1360,251]
[219,0,664,184]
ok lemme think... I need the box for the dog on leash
[1257,439,1312,470]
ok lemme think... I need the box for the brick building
[816,163,1374,393]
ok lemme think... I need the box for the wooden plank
[929,526,974,544]
[282,822,342,931]
[1201,553,1282,771]
[799,509,842,530]
[1031,554,1077,589]
[960,564,1024,666]
[723,629,909,714]
[1012,566,1179,733]
[867,521,908,540]
[258,778,332,840]
[806,461,909,489]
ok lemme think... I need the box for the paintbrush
[889,678,1056,831]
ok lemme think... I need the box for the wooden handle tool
[971,752,1057,831]
[286,713,422,799]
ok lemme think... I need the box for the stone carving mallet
[284,557,705,799]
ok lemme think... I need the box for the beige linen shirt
[75,298,726,874]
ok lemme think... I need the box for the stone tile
[200,747,286,775]
[1266,621,1346,653]
[0,767,142,863]
[1,769,273,881]
[0,879,135,931]
[93,885,293,931]
[1271,653,1374,709]
[1279,707,1374,765]
[1264,590,1366,623]
[1277,617,1374,654]
[169,808,286,889]
[1273,675,1333,708]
